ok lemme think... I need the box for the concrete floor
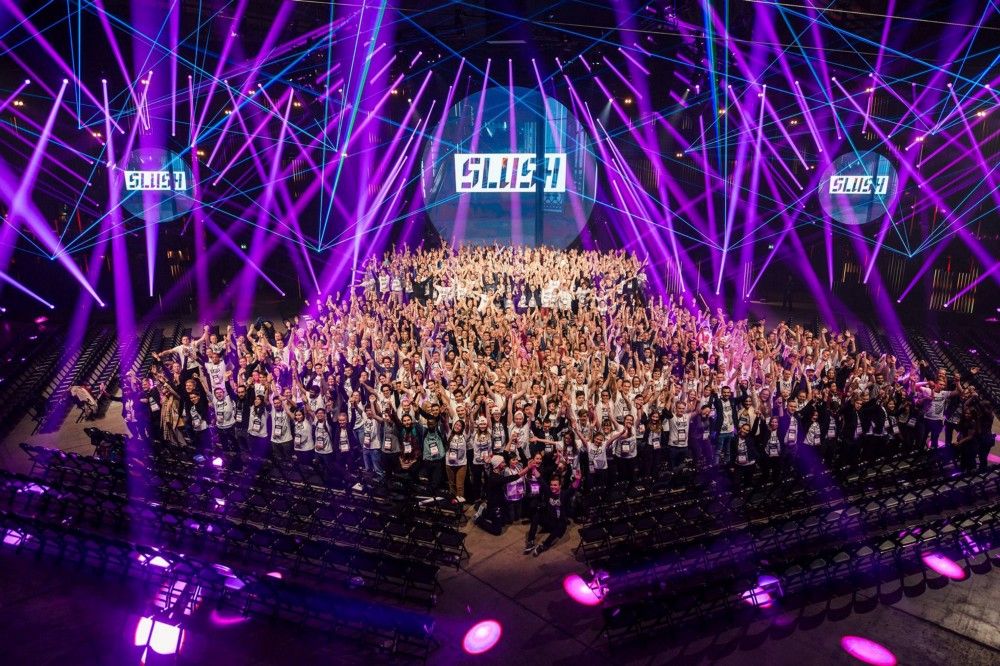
[1,381,999,665]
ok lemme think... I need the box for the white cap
[490,455,505,469]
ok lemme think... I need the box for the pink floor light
[462,620,502,655]
[840,635,898,666]
[921,552,967,580]
[563,574,604,606]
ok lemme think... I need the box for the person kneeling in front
[525,476,570,557]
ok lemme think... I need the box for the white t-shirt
[204,360,227,389]
[293,419,315,451]
[270,408,292,444]
[214,395,236,429]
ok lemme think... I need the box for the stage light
[718,108,726,114]
[675,152,683,158]
[563,574,605,606]
[976,111,986,117]
[922,552,967,580]
[840,636,897,666]
[137,552,171,568]
[3,529,27,546]
[624,97,633,105]
[134,617,184,655]
[462,620,502,655]
[24,79,30,85]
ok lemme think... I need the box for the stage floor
[1,497,1000,666]
[1,311,999,664]
[1,403,999,665]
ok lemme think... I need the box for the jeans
[362,447,377,472]
[527,512,567,549]
[667,446,687,471]
[716,432,735,465]
[924,418,944,448]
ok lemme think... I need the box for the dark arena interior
[2,1,1000,664]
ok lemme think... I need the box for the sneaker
[532,544,546,557]
[522,541,536,554]
[456,496,466,503]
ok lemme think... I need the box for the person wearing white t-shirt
[211,384,238,453]
[269,394,293,462]
[918,379,960,449]
[291,408,315,464]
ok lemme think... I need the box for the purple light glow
[921,552,967,580]
[211,456,223,467]
[2,529,27,546]
[209,609,249,626]
[136,553,171,568]
[462,620,502,655]
[840,636,897,666]
[266,571,283,579]
[134,616,184,655]
[562,574,604,606]
[740,586,774,608]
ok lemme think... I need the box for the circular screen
[818,150,898,225]
[120,148,194,221]
[420,86,597,247]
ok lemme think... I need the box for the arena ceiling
[0,1,998,309]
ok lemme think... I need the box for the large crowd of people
[119,245,996,556]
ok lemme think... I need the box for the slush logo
[454,153,566,193]
[124,170,188,192]
[828,174,889,196]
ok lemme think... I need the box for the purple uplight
[462,620,502,655]
[211,456,224,467]
[840,636,897,666]
[134,616,184,655]
[137,553,171,568]
[2,529,27,546]
[921,552,967,580]
[740,587,774,608]
[563,574,604,606]
[741,574,781,608]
